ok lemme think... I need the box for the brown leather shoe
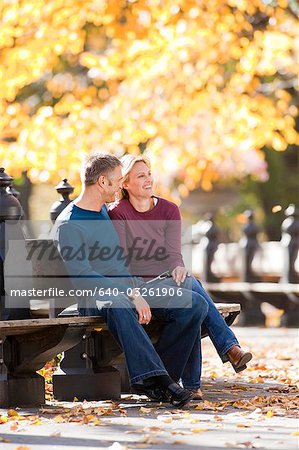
[190,388,203,400]
[227,345,252,373]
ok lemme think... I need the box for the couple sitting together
[54,152,252,409]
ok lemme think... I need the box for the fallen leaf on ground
[7,409,19,417]
[139,435,162,444]
[225,442,258,448]
[29,418,42,425]
[214,415,224,421]
[191,428,208,433]
[157,415,173,423]
[10,422,18,431]
[54,415,65,423]
[148,426,163,431]
[40,408,70,414]
[171,431,189,435]
[231,385,249,391]
[139,407,154,413]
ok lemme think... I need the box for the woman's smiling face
[123,161,154,199]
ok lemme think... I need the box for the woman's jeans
[181,276,239,389]
[79,278,209,385]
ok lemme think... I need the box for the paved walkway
[0,327,298,450]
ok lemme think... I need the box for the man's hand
[171,266,189,286]
[131,289,152,324]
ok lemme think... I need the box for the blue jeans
[79,281,208,385]
[181,276,239,389]
[149,277,209,382]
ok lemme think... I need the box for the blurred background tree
[0,0,298,235]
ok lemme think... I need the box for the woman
[109,154,252,399]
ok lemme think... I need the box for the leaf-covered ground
[0,327,298,450]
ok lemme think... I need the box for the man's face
[102,166,123,203]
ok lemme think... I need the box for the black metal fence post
[50,178,74,223]
[201,213,220,282]
[280,204,299,284]
[0,168,30,319]
[239,210,261,282]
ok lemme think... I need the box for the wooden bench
[0,315,107,407]
[0,303,241,407]
[0,238,241,407]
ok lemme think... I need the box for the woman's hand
[171,266,189,286]
[131,289,152,324]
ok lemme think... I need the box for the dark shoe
[131,382,168,402]
[227,345,252,373]
[164,383,194,408]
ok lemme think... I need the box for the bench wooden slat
[212,303,240,313]
[0,316,105,335]
[0,303,241,335]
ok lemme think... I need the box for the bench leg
[0,325,89,407]
[53,366,121,401]
[0,373,44,407]
[53,331,122,401]
[113,361,131,393]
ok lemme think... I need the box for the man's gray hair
[82,152,122,186]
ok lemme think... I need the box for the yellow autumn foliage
[0,0,298,194]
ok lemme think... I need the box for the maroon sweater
[109,197,184,279]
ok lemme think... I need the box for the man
[54,152,209,408]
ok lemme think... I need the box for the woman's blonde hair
[120,154,151,199]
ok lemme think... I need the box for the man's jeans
[79,280,208,385]
[181,276,239,389]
